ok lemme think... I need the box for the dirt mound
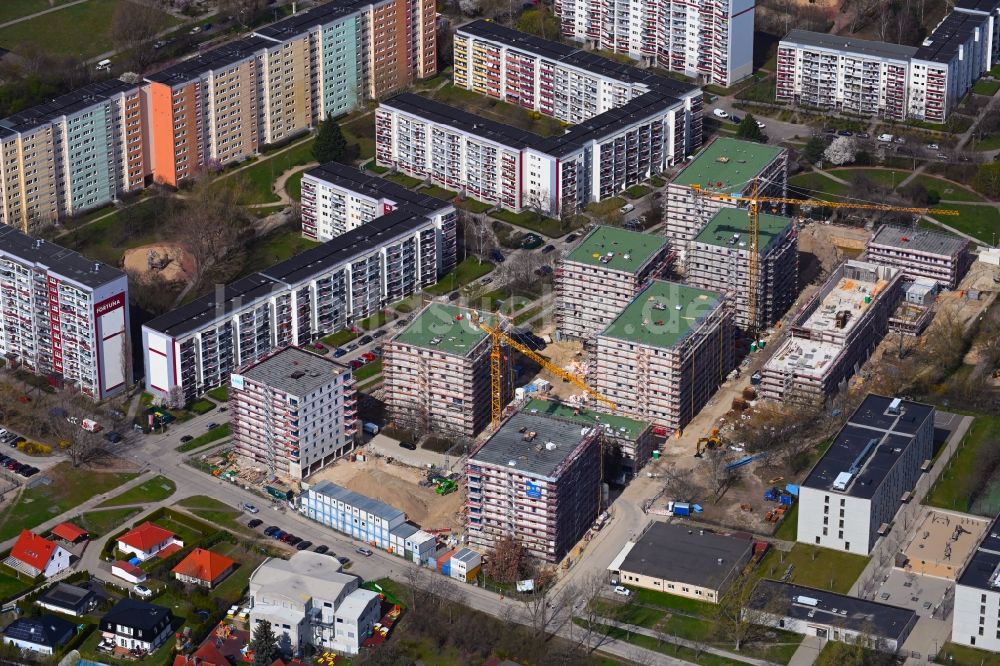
[341,467,464,532]
[123,243,196,283]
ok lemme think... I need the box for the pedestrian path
[599,618,784,666]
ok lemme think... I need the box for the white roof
[250,552,353,605]
[336,589,379,620]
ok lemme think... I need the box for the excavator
[694,428,723,457]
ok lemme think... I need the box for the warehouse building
[760,260,904,403]
[556,226,674,340]
[865,224,972,289]
[608,522,754,602]
[666,138,788,258]
[591,280,734,433]
[685,209,798,332]
[953,513,1000,652]
[384,305,507,437]
[230,347,357,481]
[796,395,934,555]
[466,409,602,562]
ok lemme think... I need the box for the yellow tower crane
[690,182,960,340]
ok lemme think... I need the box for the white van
[877,133,894,143]
[96,59,112,72]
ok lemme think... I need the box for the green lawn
[97,476,176,508]
[625,185,650,199]
[650,176,666,187]
[176,423,231,452]
[0,0,77,24]
[773,502,798,541]
[354,359,383,382]
[206,386,229,402]
[286,170,305,202]
[926,416,1000,513]
[76,508,141,537]
[189,398,215,415]
[456,198,493,213]
[929,204,1000,245]
[491,208,576,237]
[756,545,869,594]
[244,227,321,271]
[937,642,1000,665]
[226,137,317,205]
[385,172,424,188]
[907,174,983,202]
[0,568,33,602]
[322,329,360,347]
[625,586,719,617]
[357,310,396,330]
[973,79,1000,96]
[80,622,178,666]
[585,197,628,217]
[60,197,166,265]
[175,496,250,535]
[424,257,495,295]
[827,168,912,189]
[514,306,543,325]
[575,621,750,666]
[0,0,179,58]
[788,172,859,200]
[422,185,458,200]
[211,541,267,603]
[0,462,136,541]
[342,113,376,161]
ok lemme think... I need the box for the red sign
[94,293,125,317]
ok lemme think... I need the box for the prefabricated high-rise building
[666,138,788,259]
[556,226,674,340]
[864,224,972,289]
[466,409,602,562]
[685,209,799,331]
[384,304,509,437]
[590,280,734,432]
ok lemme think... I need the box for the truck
[362,422,380,436]
[81,419,102,433]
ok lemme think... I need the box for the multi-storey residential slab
[301,162,456,241]
[0,228,129,400]
[953,513,1000,653]
[384,304,507,437]
[0,80,146,231]
[591,280,734,432]
[552,0,754,87]
[142,203,456,402]
[230,347,357,480]
[910,11,991,123]
[796,395,934,555]
[865,224,972,289]
[556,226,673,339]
[666,138,787,258]
[466,409,602,561]
[685,208,798,331]
[760,260,904,403]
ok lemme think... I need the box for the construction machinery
[434,478,457,495]
[690,181,960,341]
[694,434,722,457]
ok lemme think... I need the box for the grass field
[189,398,215,415]
[286,170,305,202]
[76,508,141,537]
[926,415,1000,514]
[937,642,1000,665]
[973,79,1000,96]
[206,386,229,402]
[60,198,166,265]
[244,227,321,270]
[97,475,176,508]
[0,0,76,24]
[176,423,231,453]
[773,503,798,541]
[575,621,752,666]
[788,172,851,200]
[827,168,911,189]
[385,172,423,188]
[175,497,253,537]
[0,0,179,58]
[907,175,983,202]
[211,540,267,603]
[456,198,493,213]
[0,568,33,602]
[0,462,136,541]
[354,359,383,382]
[929,204,1000,245]
[422,185,457,200]
[491,208,578,237]
[756,544,869,594]
[227,137,317,205]
[357,310,396,330]
[424,257,495,295]
[625,185,650,199]
[322,329,359,347]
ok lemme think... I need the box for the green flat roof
[523,398,650,439]
[671,137,784,190]
[601,280,723,349]
[393,304,494,357]
[565,226,668,274]
[693,208,792,249]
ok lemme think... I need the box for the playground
[899,510,991,580]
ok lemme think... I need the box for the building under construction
[383,304,510,437]
[865,224,971,289]
[760,260,904,403]
[556,226,674,339]
[665,137,787,259]
[590,280,734,433]
[685,208,798,332]
[465,408,602,562]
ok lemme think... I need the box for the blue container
[441,562,451,576]
[785,484,800,496]
[673,502,691,516]
[779,494,794,506]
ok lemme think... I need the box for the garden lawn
[189,398,215,415]
[357,310,396,330]
[906,174,983,202]
[787,172,851,200]
[81,630,177,666]
[937,642,1000,666]
[573,621,750,666]
[929,204,1000,245]
[828,168,913,190]
[0,462,137,541]
[211,541,267,603]
[491,209,574,237]
[354,359,383,382]
[925,415,1000,513]
[755,544,869,594]
[424,257,494,295]
[322,329,359,347]
[586,197,628,217]
[342,113,376,161]
[772,502,798,541]
[206,386,229,402]
[176,423,231,452]
[97,476,176,508]
[625,185,650,199]
[76,508,141,537]
[60,198,166,265]
[422,185,457,200]
[0,0,76,24]
[385,172,423,188]
[974,79,1000,96]
[175,496,251,535]
[456,198,492,213]
[244,227,321,271]
[0,568,32,602]
[226,137,316,205]
[286,170,305,202]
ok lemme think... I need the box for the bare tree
[707,449,735,499]
[714,575,779,651]
[483,535,528,584]
[111,1,170,72]
[570,572,618,654]
[661,467,702,502]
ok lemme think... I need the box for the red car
[362,352,376,362]
[349,359,364,370]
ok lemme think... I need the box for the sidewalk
[600,618,784,666]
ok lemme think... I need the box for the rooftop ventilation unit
[796,596,819,607]
[833,471,853,491]
[888,397,902,415]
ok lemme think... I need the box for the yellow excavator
[694,428,723,457]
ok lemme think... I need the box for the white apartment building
[249,551,381,656]
[0,227,129,400]
[552,0,754,87]
[666,137,787,259]
[865,224,972,289]
[230,347,357,481]
[909,11,991,123]
[954,514,1000,652]
[797,395,934,555]
[142,204,456,402]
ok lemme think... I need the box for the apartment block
[0,228,129,400]
[466,408,602,562]
[142,204,456,402]
[954,513,1000,653]
[555,226,673,339]
[865,224,972,289]
[910,11,991,123]
[666,138,788,258]
[797,395,934,555]
[0,80,146,231]
[384,304,507,437]
[230,347,357,481]
[552,0,754,87]
[591,280,734,433]
[761,260,904,403]
[685,209,798,331]
[300,161,454,241]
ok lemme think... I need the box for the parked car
[756,120,766,129]
[272,530,286,540]
[712,108,729,118]
[857,132,870,139]
[619,203,635,214]
[296,540,313,551]
[520,234,543,249]
[21,467,38,477]
[362,352,377,362]
[356,547,373,557]
[248,519,263,529]
[358,335,374,345]
[837,129,853,136]
[180,435,193,443]
[314,545,329,554]
[613,586,631,596]
[189,25,201,34]
[133,585,153,599]
[927,143,940,150]
[338,556,351,565]
[541,244,555,254]
[333,347,348,357]
[264,526,279,536]
[564,233,579,242]
[372,329,387,339]
[490,249,505,263]
[730,115,742,124]
[206,422,219,430]
[104,431,122,443]
[287,535,302,546]
[399,441,417,451]
[350,359,364,370]
[243,503,259,514]
[280,533,294,543]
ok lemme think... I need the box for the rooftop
[610,522,753,589]
[102,598,172,633]
[671,137,785,191]
[0,79,138,134]
[692,208,792,252]
[37,582,95,611]
[250,550,354,605]
[564,226,668,274]
[522,398,650,440]
[764,337,845,378]
[117,521,177,552]
[803,394,934,498]
[383,93,542,149]
[143,273,281,337]
[393,304,495,357]
[798,261,896,337]
[238,347,348,397]
[751,580,917,641]
[781,29,918,60]
[958,514,1000,591]
[146,36,271,86]
[304,161,449,214]
[868,224,969,257]
[954,0,1000,12]
[600,280,725,350]
[916,12,986,63]
[307,481,406,523]
[253,0,369,41]
[3,616,75,648]
[470,409,598,479]
[171,547,237,583]
[0,226,124,290]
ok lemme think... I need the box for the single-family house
[116,522,183,561]
[172,640,230,666]
[36,582,97,617]
[99,599,173,654]
[5,530,72,578]
[2,616,75,655]
[172,548,237,588]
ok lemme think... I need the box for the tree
[516,6,560,39]
[111,1,169,72]
[802,136,827,164]
[249,619,280,666]
[570,572,618,653]
[714,575,778,651]
[736,114,764,142]
[824,136,857,166]
[313,114,349,164]
[483,534,528,583]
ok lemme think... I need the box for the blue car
[333,348,347,358]
[272,530,286,540]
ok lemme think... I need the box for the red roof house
[172,548,237,588]
[116,522,183,562]
[172,640,230,666]
[5,530,71,578]
[51,522,88,543]
[111,561,147,584]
